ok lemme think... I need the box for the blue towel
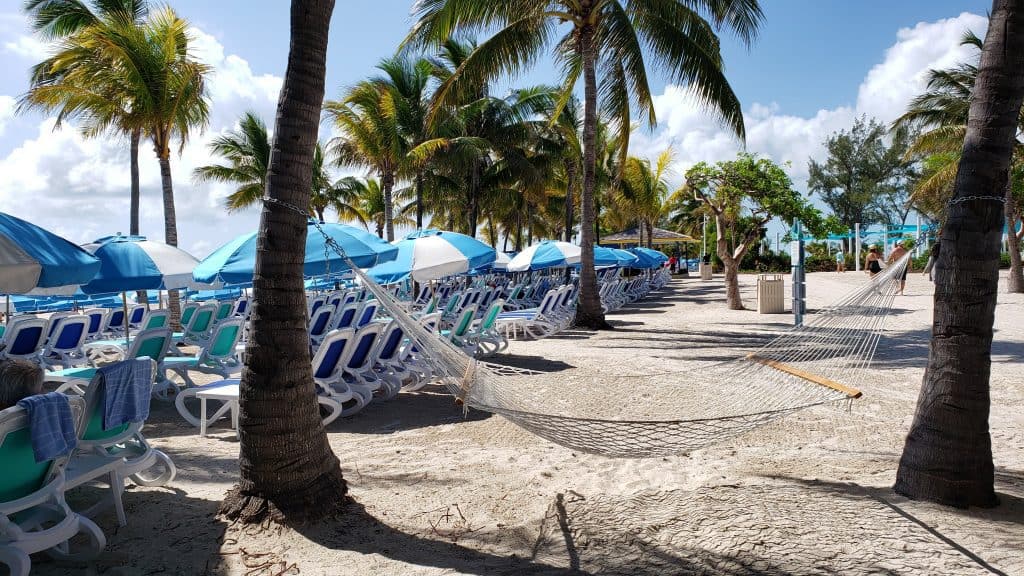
[97,358,152,429]
[16,392,78,463]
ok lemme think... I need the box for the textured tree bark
[895,0,1024,508]
[574,18,611,330]
[1005,173,1024,292]
[415,172,424,229]
[382,170,395,241]
[564,161,575,243]
[220,0,345,524]
[715,214,744,310]
[130,128,141,236]
[158,152,181,327]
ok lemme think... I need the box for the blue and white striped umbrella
[368,229,496,283]
[0,212,100,295]
[628,247,669,269]
[593,246,628,268]
[193,221,398,285]
[507,240,581,272]
[611,248,640,267]
[80,235,205,294]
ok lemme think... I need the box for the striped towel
[97,358,152,429]
[16,392,78,463]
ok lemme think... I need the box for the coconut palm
[335,176,412,237]
[893,30,1024,292]
[194,113,364,224]
[895,0,1024,508]
[405,0,762,328]
[615,149,674,247]
[21,0,149,235]
[22,6,210,324]
[326,81,404,241]
[220,0,345,525]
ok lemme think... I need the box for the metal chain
[263,197,352,278]
[947,195,1006,205]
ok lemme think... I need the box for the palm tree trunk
[415,171,424,229]
[1005,171,1024,292]
[564,161,575,242]
[574,22,610,329]
[716,214,744,310]
[382,171,395,241]
[646,220,654,249]
[130,128,141,235]
[468,162,480,238]
[220,0,345,524]
[895,0,1024,509]
[157,151,182,328]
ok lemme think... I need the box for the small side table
[196,381,240,437]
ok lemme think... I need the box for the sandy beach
[36,270,1024,576]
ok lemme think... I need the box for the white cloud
[0,25,290,258]
[0,13,49,61]
[629,11,988,194]
[0,95,14,136]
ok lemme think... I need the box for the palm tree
[335,176,412,237]
[405,0,762,329]
[893,31,1024,292]
[326,81,404,241]
[21,0,149,235]
[194,113,364,224]
[616,149,674,247]
[22,6,210,324]
[895,0,1024,508]
[220,0,345,525]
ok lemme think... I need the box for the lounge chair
[311,328,369,422]
[0,317,47,364]
[39,315,90,370]
[64,360,176,527]
[0,397,105,576]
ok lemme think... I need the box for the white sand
[35,271,1024,575]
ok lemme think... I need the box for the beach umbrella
[79,235,205,294]
[193,220,398,285]
[0,212,100,295]
[611,248,640,267]
[628,247,668,269]
[507,241,581,272]
[592,246,627,268]
[367,229,496,283]
[492,251,511,270]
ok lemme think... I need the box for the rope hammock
[287,208,912,458]
[342,248,911,457]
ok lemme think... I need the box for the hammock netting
[318,221,910,457]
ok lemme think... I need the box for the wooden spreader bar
[746,355,863,399]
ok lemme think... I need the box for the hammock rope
[285,207,911,458]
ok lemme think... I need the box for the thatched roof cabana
[601,227,697,246]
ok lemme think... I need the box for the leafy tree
[404,0,763,329]
[615,150,674,247]
[21,0,149,235]
[219,0,344,524]
[335,176,412,237]
[895,0,1024,508]
[807,116,917,248]
[685,153,831,310]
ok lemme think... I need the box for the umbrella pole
[5,295,9,323]
[122,292,130,347]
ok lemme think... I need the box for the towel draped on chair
[16,391,78,462]
[97,358,153,429]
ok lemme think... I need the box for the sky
[0,1,992,258]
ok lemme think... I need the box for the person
[668,255,678,274]
[835,249,845,273]
[864,245,883,278]
[0,359,44,410]
[888,240,911,295]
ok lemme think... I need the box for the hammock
[296,212,911,457]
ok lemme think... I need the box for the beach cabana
[601,226,697,247]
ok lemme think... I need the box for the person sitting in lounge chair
[0,358,44,409]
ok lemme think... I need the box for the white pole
[855,223,862,272]
[701,215,707,260]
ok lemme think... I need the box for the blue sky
[0,1,991,256]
